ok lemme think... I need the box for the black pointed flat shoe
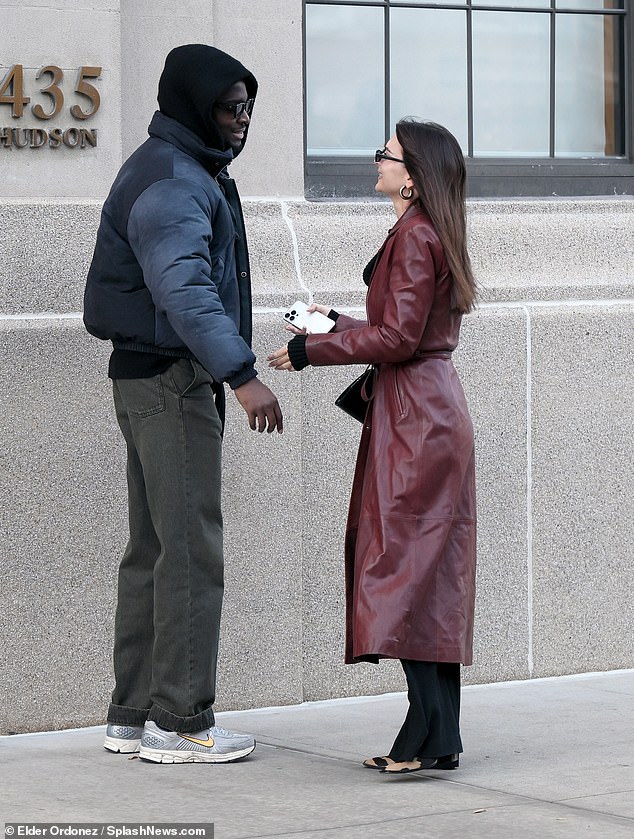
[381,754,460,774]
[363,755,397,770]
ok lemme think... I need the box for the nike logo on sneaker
[180,734,215,747]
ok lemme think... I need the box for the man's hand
[234,377,283,433]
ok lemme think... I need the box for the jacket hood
[157,44,257,156]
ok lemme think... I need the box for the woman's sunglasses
[214,99,255,118]
[375,147,404,164]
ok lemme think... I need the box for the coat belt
[412,350,453,359]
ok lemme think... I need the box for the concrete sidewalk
[1,670,633,838]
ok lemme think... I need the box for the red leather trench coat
[305,205,477,666]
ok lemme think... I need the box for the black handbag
[335,366,375,423]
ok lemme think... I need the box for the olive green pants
[107,359,223,733]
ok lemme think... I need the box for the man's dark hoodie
[84,45,257,390]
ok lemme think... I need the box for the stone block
[0,317,123,733]
[468,199,634,302]
[0,201,100,313]
[243,202,299,302]
[120,0,215,160]
[214,0,305,197]
[529,303,634,675]
[457,307,532,684]
[285,201,393,308]
[0,316,308,732]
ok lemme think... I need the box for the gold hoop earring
[399,185,414,200]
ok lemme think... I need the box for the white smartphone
[282,300,335,334]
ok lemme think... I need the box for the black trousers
[389,660,463,761]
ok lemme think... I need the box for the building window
[304,0,633,197]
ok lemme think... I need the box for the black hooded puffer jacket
[83,45,257,389]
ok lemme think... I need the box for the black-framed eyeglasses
[214,99,255,118]
[375,147,404,164]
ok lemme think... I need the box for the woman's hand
[307,303,331,316]
[284,303,331,335]
[268,345,295,371]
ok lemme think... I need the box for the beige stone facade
[1,0,633,733]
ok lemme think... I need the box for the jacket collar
[148,111,234,178]
[362,205,422,286]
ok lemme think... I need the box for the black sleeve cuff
[328,310,340,322]
[287,335,310,371]
[227,366,258,389]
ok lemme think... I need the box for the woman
[268,119,477,774]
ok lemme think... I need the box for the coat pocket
[392,366,406,418]
[118,375,166,418]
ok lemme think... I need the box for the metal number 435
[0,64,102,120]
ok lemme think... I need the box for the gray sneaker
[139,720,256,764]
[104,723,144,753]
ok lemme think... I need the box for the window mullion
[623,0,634,160]
[385,0,391,140]
[550,3,556,157]
[467,2,474,158]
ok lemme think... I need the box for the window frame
[303,0,634,198]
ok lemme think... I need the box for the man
[84,44,282,764]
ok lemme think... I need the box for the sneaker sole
[138,743,255,764]
[104,737,141,754]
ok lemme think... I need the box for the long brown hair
[396,119,476,313]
